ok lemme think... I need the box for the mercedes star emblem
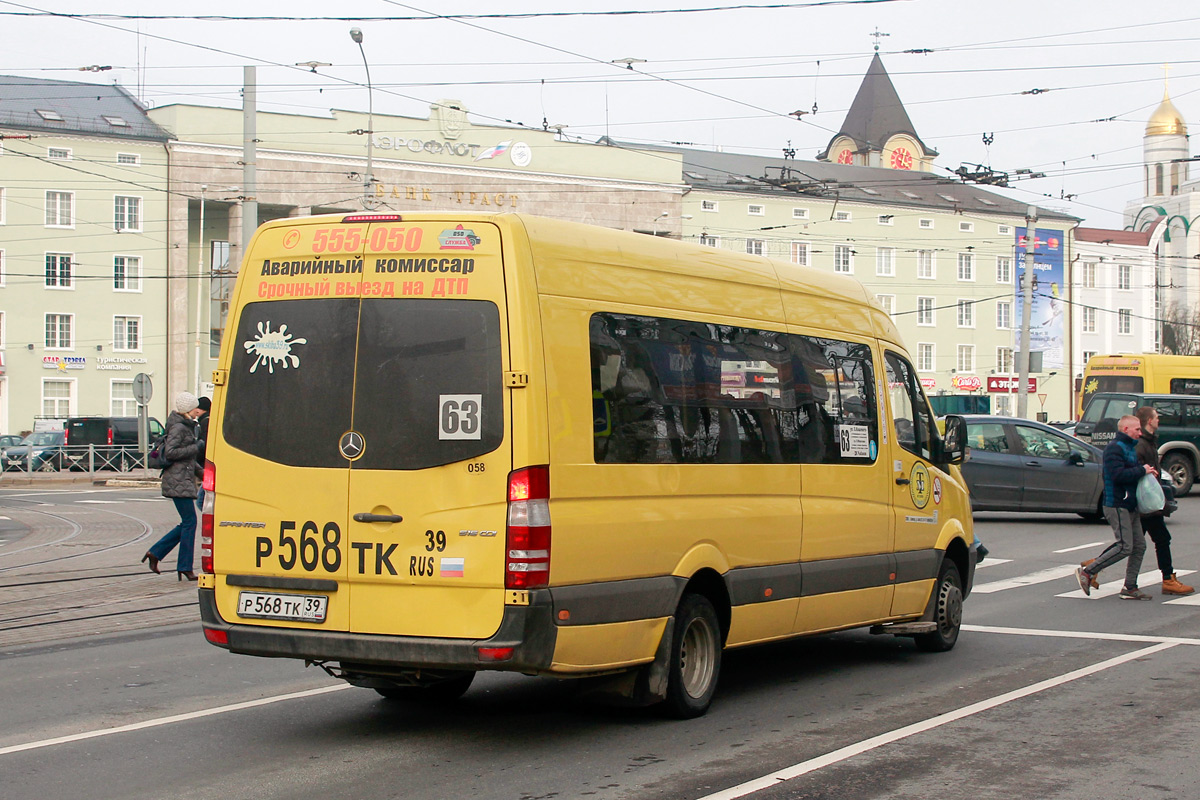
[339,430,365,460]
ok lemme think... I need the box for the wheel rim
[1167,462,1188,489]
[937,578,963,637]
[680,614,717,699]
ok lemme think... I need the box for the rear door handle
[895,478,910,485]
[353,513,404,523]
[1025,461,1042,467]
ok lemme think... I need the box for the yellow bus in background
[1079,354,1200,418]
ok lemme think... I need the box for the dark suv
[1074,392,1200,495]
[63,416,165,471]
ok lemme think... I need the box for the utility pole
[194,186,206,396]
[242,66,258,258]
[1017,206,1038,419]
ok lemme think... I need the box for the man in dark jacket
[1135,406,1193,595]
[1076,415,1157,599]
[195,396,211,512]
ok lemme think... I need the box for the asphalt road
[2,485,1199,800]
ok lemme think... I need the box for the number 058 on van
[196,212,976,718]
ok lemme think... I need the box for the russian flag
[440,557,465,578]
[473,140,511,161]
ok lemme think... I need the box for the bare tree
[1159,301,1200,355]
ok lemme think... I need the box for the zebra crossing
[973,557,1199,605]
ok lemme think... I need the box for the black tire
[662,593,722,719]
[915,560,963,653]
[118,453,133,473]
[37,457,58,473]
[1162,452,1194,497]
[374,672,475,703]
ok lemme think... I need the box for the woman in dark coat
[141,392,205,580]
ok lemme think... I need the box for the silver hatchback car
[960,415,1104,520]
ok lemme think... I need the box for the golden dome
[1147,90,1187,136]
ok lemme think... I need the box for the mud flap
[577,618,675,707]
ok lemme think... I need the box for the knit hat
[174,391,199,414]
[197,396,212,412]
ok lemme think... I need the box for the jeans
[1142,514,1174,578]
[148,496,197,573]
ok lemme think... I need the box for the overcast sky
[3,0,1197,228]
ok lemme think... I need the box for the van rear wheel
[375,672,475,704]
[914,560,963,653]
[662,593,721,719]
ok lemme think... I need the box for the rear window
[223,298,503,469]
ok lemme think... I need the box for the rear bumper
[198,588,557,672]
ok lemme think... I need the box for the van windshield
[223,298,503,469]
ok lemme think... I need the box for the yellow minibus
[1079,353,1200,418]
[197,212,975,717]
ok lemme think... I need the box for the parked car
[1074,391,1200,495]
[63,416,165,471]
[0,435,23,449]
[2,431,66,472]
[961,415,1104,520]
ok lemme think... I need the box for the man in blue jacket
[1075,415,1158,600]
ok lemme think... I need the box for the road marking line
[76,500,124,504]
[696,642,1178,800]
[963,624,1200,646]
[0,516,10,520]
[974,558,1011,570]
[1054,541,1106,554]
[972,564,1078,593]
[0,684,349,757]
[1055,569,1196,599]
[1163,592,1200,606]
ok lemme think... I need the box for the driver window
[885,352,935,460]
[1016,425,1071,459]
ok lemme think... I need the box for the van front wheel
[663,593,721,719]
[1162,452,1194,497]
[914,560,963,653]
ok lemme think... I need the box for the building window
[0,249,5,288]
[1082,350,1097,365]
[747,204,765,216]
[1118,263,1132,290]
[876,294,895,316]
[1082,306,1097,333]
[1080,261,1096,288]
[45,253,73,288]
[957,345,975,373]
[699,233,720,247]
[113,316,141,351]
[996,256,1012,284]
[957,253,975,281]
[45,190,73,227]
[792,208,809,220]
[114,196,142,232]
[834,245,854,274]
[45,313,73,349]
[917,343,935,372]
[790,241,809,265]
[878,214,894,226]
[959,221,974,232]
[957,299,974,328]
[700,200,718,212]
[111,380,138,416]
[998,224,1012,235]
[42,379,73,417]
[996,300,1012,329]
[996,347,1014,373]
[1118,308,1133,335]
[745,238,765,256]
[0,310,5,348]
[917,250,935,279]
[919,218,934,229]
[917,296,935,326]
[116,153,140,165]
[113,255,141,291]
[876,247,895,276]
[833,210,851,222]
[47,146,70,159]
[209,241,234,358]
[0,186,6,224]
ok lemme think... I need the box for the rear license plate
[236,591,327,622]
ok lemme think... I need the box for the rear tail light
[505,466,550,589]
[200,460,216,573]
[107,428,114,446]
[63,428,70,445]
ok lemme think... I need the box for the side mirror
[939,415,967,465]
[1068,451,1085,465]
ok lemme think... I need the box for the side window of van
[885,352,935,461]
[1153,400,1183,427]
[590,313,878,465]
[1185,402,1200,428]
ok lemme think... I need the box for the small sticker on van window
[439,394,482,440]
[836,424,871,458]
[243,321,307,374]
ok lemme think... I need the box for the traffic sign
[132,372,152,404]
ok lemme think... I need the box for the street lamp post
[1017,205,1038,419]
[194,185,207,396]
[350,27,374,210]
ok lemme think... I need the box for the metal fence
[0,444,151,476]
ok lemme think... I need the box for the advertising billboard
[1014,227,1065,370]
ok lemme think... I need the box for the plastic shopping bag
[1136,472,1165,514]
